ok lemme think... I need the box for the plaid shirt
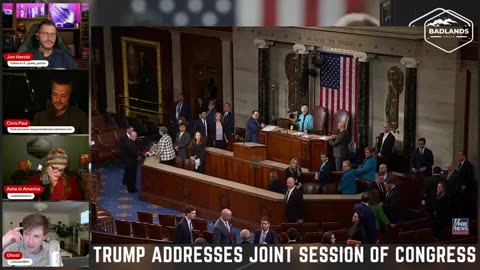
[156,135,176,161]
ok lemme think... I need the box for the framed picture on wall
[121,37,162,121]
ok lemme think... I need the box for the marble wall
[233,27,477,172]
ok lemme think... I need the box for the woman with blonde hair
[209,112,228,149]
[284,157,304,189]
[27,148,82,200]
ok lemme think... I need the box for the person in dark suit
[253,216,279,244]
[284,177,304,223]
[286,228,300,244]
[205,100,217,145]
[328,122,351,171]
[456,150,475,217]
[173,123,191,159]
[174,206,196,244]
[315,153,334,193]
[375,122,396,167]
[445,162,462,217]
[367,174,387,202]
[119,126,134,146]
[188,132,207,173]
[194,111,208,138]
[171,93,191,129]
[222,103,235,137]
[353,193,377,244]
[433,181,451,238]
[383,178,401,224]
[213,209,234,244]
[267,171,284,194]
[120,126,134,185]
[285,157,304,189]
[377,164,394,182]
[240,229,251,244]
[457,151,474,190]
[197,97,208,116]
[410,137,434,176]
[123,131,141,193]
[423,166,443,215]
[246,110,265,143]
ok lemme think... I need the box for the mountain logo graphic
[426,18,457,27]
[409,8,473,53]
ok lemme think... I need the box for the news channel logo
[409,8,474,53]
[451,218,469,235]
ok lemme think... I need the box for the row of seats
[92,113,161,139]
[91,202,114,233]
[113,219,235,244]
[91,127,126,163]
[137,211,209,232]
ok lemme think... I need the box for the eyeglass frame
[50,165,65,174]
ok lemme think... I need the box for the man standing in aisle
[246,110,265,143]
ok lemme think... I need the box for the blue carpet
[93,160,244,243]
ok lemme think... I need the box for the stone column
[353,52,371,160]
[293,44,310,112]
[103,27,116,113]
[306,46,316,110]
[253,39,273,124]
[170,31,182,98]
[221,38,233,105]
[401,57,419,157]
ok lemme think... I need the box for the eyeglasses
[39,32,56,38]
[50,166,65,173]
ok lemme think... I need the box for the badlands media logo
[451,218,469,235]
[409,8,474,53]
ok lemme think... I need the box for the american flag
[91,0,366,26]
[319,52,358,141]
[236,0,367,26]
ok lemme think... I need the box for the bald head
[221,209,232,221]
[379,164,387,174]
[286,177,295,189]
[447,161,455,173]
[383,122,391,133]
[130,131,138,141]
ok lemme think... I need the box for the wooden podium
[232,142,267,161]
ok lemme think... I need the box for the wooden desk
[205,148,342,190]
[141,157,360,230]
[259,129,331,171]
[232,142,266,161]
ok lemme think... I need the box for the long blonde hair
[289,157,302,175]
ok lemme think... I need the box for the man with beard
[27,20,75,69]
[31,79,88,134]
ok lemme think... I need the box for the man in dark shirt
[27,20,76,69]
[31,79,88,134]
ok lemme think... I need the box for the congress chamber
[89,26,477,245]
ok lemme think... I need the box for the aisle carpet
[93,160,243,242]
